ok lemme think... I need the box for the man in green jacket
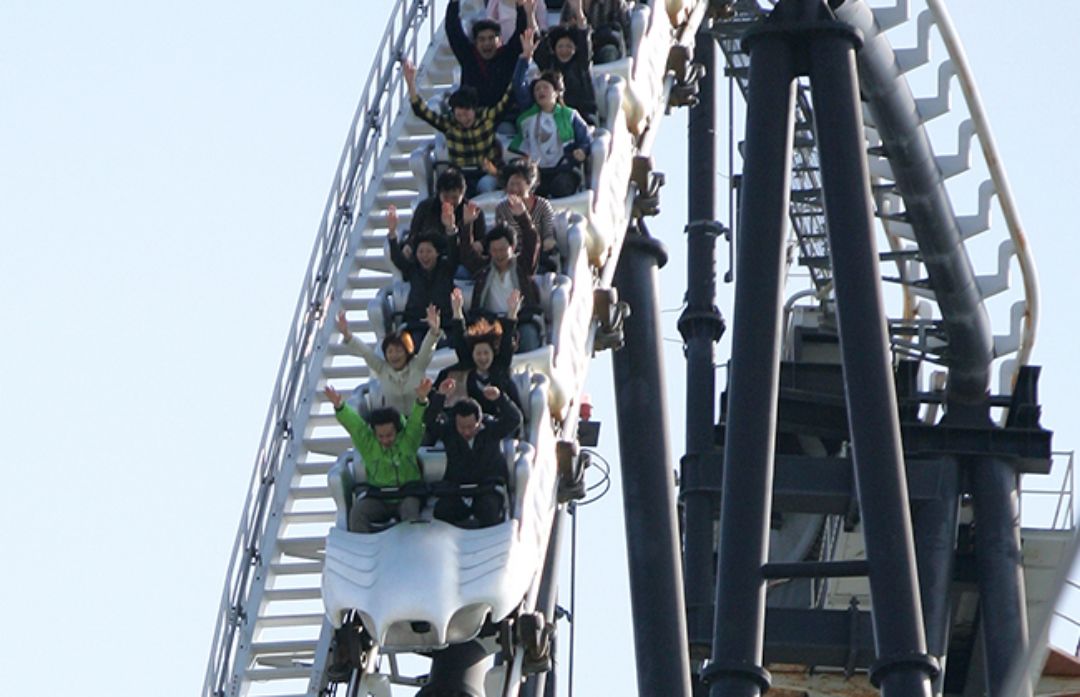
[324,378,434,532]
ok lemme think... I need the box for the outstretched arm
[512,50,533,111]
[483,387,523,439]
[504,0,530,55]
[400,378,433,450]
[406,60,453,133]
[424,379,454,434]
[510,194,540,274]
[327,385,376,448]
[387,206,414,274]
[495,312,518,371]
[445,0,472,62]
[448,290,471,365]
[337,309,387,371]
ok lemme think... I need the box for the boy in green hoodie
[324,377,433,532]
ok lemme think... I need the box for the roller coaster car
[322,372,558,653]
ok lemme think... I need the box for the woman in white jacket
[335,304,442,415]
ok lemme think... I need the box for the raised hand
[336,309,352,342]
[521,27,536,60]
[482,385,501,401]
[441,201,456,232]
[507,288,522,320]
[463,201,480,227]
[402,59,418,97]
[506,192,527,215]
[451,287,465,318]
[324,385,344,410]
[438,377,457,396]
[416,376,434,400]
[426,303,441,331]
[568,0,586,26]
[387,204,399,239]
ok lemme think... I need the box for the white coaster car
[322,373,557,652]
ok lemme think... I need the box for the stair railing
[202,2,435,695]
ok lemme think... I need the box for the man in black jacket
[446,0,530,109]
[425,377,523,527]
[388,206,458,347]
[405,168,486,276]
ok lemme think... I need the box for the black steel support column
[972,455,1032,697]
[680,23,726,660]
[705,26,797,697]
[911,458,961,697]
[807,17,935,697]
[612,230,693,697]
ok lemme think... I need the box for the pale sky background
[2,1,1079,695]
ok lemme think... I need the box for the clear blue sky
[2,1,1078,695]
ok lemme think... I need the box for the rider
[324,378,434,533]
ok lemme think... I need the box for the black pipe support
[682,25,725,656]
[808,14,933,696]
[971,452,1032,697]
[612,229,693,697]
[912,456,961,697]
[708,19,797,697]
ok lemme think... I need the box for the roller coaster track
[203,1,1067,696]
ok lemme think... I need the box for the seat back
[328,450,361,529]
[368,280,412,341]
[409,142,436,203]
[416,447,449,483]
[347,379,388,419]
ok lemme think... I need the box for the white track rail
[864,0,1039,394]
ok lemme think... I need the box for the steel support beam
[808,14,935,696]
[680,21,726,659]
[911,457,962,697]
[971,453,1032,697]
[612,230,693,697]
[705,18,796,697]
[707,2,939,695]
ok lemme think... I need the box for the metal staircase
[203,1,710,695]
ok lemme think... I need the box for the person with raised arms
[324,377,435,533]
[335,302,441,415]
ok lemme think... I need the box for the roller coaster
[203,1,1079,696]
